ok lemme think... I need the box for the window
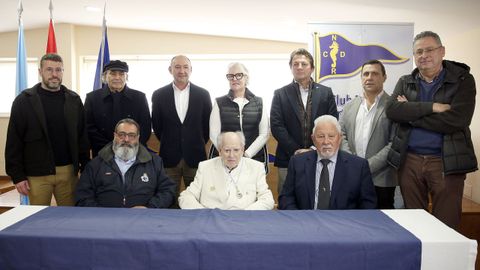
[0,58,39,115]
[79,54,293,113]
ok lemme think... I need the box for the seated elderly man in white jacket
[179,131,274,210]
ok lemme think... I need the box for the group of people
[5,30,476,230]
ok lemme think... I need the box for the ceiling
[2,0,479,43]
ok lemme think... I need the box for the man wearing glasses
[6,53,90,206]
[76,118,176,208]
[386,31,477,229]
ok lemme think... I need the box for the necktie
[317,159,331,210]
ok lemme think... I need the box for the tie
[317,159,331,210]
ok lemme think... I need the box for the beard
[42,76,62,90]
[112,141,139,161]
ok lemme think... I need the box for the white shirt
[314,152,338,209]
[354,92,383,158]
[173,82,190,123]
[209,97,270,158]
[114,156,136,183]
[223,159,244,198]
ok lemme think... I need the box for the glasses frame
[226,73,245,81]
[414,46,443,57]
[115,131,139,140]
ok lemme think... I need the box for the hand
[432,103,451,113]
[132,206,147,209]
[397,95,408,102]
[15,180,30,195]
[294,148,312,155]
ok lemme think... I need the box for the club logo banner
[315,32,408,82]
[308,22,414,113]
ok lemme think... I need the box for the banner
[308,22,414,112]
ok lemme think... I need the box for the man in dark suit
[85,60,151,157]
[271,48,338,195]
[151,55,212,203]
[279,115,377,210]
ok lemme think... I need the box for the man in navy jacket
[279,115,377,210]
[151,55,212,203]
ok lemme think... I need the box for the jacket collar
[226,88,255,101]
[99,85,135,100]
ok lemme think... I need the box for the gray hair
[312,115,341,134]
[413,31,442,46]
[228,62,249,85]
[217,131,246,149]
[114,118,140,136]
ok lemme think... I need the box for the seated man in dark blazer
[279,115,377,210]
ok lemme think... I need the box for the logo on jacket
[141,173,149,183]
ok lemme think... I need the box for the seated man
[179,131,274,210]
[279,115,377,210]
[76,118,176,208]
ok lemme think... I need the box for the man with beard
[278,115,377,210]
[5,53,90,206]
[76,118,176,208]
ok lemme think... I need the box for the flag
[16,0,28,96]
[314,32,409,82]
[46,0,57,53]
[93,2,110,90]
[16,0,29,205]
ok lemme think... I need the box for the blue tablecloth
[0,207,421,270]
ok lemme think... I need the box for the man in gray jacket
[386,31,477,229]
[340,60,396,209]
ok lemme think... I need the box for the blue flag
[16,1,28,96]
[315,33,408,82]
[93,6,110,91]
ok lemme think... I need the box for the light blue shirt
[314,151,338,209]
[114,156,136,183]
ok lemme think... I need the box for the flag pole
[16,0,28,96]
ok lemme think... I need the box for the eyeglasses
[115,132,139,139]
[414,46,442,56]
[44,67,64,74]
[226,73,245,80]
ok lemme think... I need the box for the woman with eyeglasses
[209,62,270,173]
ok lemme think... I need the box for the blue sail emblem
[314,32,409,82]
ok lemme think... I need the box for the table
[0,206,476,270]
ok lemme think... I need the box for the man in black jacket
[270,48,338,196]
[151,55,212,203]
[5,53,90,206]
[386,31,477,229]
[85,60,151,157]
[76,118,176,208]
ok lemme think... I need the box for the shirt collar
[316,150,338,165]
[114,155,136,165]
[172,82,190,92]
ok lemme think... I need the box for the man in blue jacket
[279,115,377,210]
[76,118,176,208]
